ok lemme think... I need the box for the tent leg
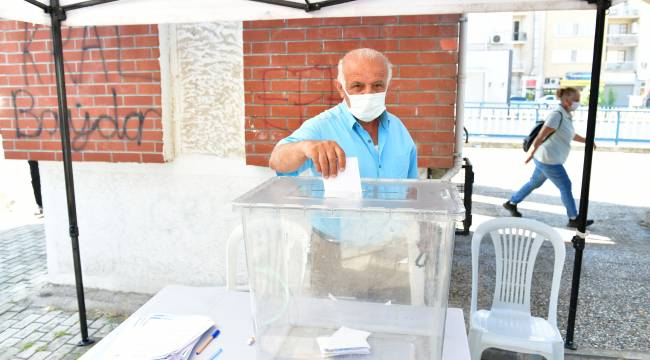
[565,0,611,350]
[48,1,93,346]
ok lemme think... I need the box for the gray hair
[337,48,392,87]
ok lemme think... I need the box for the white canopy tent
[0,0,613,352]
[2,0,603,25]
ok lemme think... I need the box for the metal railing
[464,103,650,144]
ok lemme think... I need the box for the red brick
[271,55,305,66]
[400,66,440,78]
[362,16,399,25]
[323,40,361,52]
[287,18,322,27]
[359,39,399,51]
[271,106,302,117]
[419,79,457,91]
[244,20,286,29]
[245,81,267,92]
[14,140,41,150]
[270,80,301,92]
[399,92,437,104]
[402,118,435,130]
[287,41,323,53]
[419,52,458,64]
[95,142,125,151]
[134,35,159,47]
[412,131,455,143]
[342,27,379,39]
[137,84,161,94]
[244,29,270,42]
[253,67,286,80]
[270,29,306,41]
[389,79,419,91]
[306,54,340,66]
[4,151,29,160]
[418,105,455,117]
[28,152,55,161]
[305,80,336,92]
[381,25,419,38]
[246,155,270,167]
[399,39,439,51]
[124,96,154,106]
[388,105,417,117]
[419,157,453,169]
[135,60,160,71]
[440,38,458,51]
[322,17,361,26]
[142,153,164,163]
[113,153,142,162]
[41,141,62,150]
[420,25,458,37]
[386,53,419,65]
[244,55,271,67]
[83,152,112,162]
[252,42,286,54]
[306,27,341,40]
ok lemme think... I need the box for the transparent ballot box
[233,177,464,360]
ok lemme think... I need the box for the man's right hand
[301,140,346,178]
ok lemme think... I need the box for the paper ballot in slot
[101,313,214,359]
[323,157,362,199]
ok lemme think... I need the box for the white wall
[42,157,272,293]
[42,22,275,294]
[465,50,511,103]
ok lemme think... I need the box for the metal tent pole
[47,0,93,346]
[565,0,611,349]
[23,0,117,346]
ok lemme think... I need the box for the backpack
[522,111,563,152]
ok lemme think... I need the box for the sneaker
[567,218,594,228]
[502,201,522,217]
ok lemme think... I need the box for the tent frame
[20,0,610,350]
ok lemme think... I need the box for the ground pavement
[0,146,648,359]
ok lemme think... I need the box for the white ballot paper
[100,313,214,360]
[317,326,372,357]
[323,157,362,199]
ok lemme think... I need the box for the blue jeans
[510,159,578,219]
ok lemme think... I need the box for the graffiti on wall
[9,23,160,150]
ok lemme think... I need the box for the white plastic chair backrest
[470,218,565,325]
[226,218,310,291]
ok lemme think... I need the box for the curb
[465,140,650,154]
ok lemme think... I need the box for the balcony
[512,32,527,44]
[605,61,635,71]
[607,33,638,46]
[608,7,639,19]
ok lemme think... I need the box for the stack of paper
[316,326,371,357]
[102,313,214,359]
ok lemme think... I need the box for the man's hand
[301,140,346,178]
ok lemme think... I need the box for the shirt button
[379,165,382,168]
[367,140,371,143]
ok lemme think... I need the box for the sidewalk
[1,149,649,359]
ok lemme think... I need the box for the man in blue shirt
[268,49,420,300]
[269,48,418,179]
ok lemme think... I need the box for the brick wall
[243,15,460,169]
[0,21,163,163]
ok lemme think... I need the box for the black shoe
[503,201,522,217]
[567,219,594,228]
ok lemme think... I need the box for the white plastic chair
[468,218,566,360]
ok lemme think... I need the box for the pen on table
[208,348,223,360]
[195,328,221,355]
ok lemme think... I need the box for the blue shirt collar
[338,101,390,129]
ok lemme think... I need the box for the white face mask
[342,85,387,122]
[570,101,580,111]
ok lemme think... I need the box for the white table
[81,285,470,359]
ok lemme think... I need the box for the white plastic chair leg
[551,342,565,360]
[468,329,483,360]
